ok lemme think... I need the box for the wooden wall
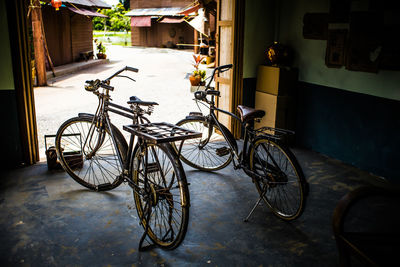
[130,0,195,48]
[42,6,93,67]
[71,14,93,62]
[131,20,194,47]
[42,6,72,66]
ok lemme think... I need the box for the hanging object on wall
[325,29,347,68]
[51,0,62,11]
[303,13,329,40]
[346,12,382,73]
[265,42,293,67]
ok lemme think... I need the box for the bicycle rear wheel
[249,137,307,221]
[131,143,189,249]
[55,116,127,191]
[174,118,233,171]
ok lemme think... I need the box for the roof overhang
[68,6,108,17]
[42,0,111,9]
[130,16,152,27]
[160,17,185,23]
[125,7,185,17]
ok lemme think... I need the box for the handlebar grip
[216,64,233,72]
[100,83,114,91]
[125,66,139,72]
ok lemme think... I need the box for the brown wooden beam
[31,0,47,86]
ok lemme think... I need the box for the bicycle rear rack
[255,126,295,145]
[123,122,202,144]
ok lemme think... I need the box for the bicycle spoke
[132,144,188,249]
[250,138,305,220]
[57,118,123,190]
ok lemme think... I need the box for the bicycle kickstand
[138,197,157,251]
[243,183,267,222]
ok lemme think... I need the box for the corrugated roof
[68,6,108,17]
[44,0,111,9]
[125,7,185,17]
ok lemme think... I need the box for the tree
[93,3,130,32]
[119,0,130,10]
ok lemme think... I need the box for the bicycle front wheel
[174,118,232,171]
[131,143,189,249]
[55,116,127,191]
[249,137,307,221]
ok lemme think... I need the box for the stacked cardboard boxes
[255,66,298,130]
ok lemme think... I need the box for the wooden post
[31,0,47,86]
[194,10,199,54]
[194,29,199,54]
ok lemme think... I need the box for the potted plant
[193,69,206,85]
[189,54,205,86]
[95,39,107,59]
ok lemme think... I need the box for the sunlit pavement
[35,45,208,159]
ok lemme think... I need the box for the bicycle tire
[249,137,307,221]
[55,116,127,191]
[131,143,190,249]
[173,117,233,171]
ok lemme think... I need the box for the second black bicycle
[174,64,309,221]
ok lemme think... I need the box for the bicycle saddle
[237,105,265,123]
[128,96,158,106]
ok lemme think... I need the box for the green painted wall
[243,0,275,79]
[0,0,15,90]
[278,0,400,101]
[243,0,400,100]
[0,1,23,167]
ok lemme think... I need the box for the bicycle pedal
[216,146,230,157]
[146,163,160,173]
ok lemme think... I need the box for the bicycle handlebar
[215,64,233,73]
[194,64,234,104]
[105,66,139,81]
[99,82,114,91]
[84,66,138,92]
[206,64,233,89]
[85,79,115,91]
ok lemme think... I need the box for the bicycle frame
[199,93,257,170]
[83,75,159,199]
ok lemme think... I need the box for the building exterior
[127,0,195,48]
[41,0,110,66]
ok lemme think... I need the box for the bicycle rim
[174,118,232,171]
[250,138,306,221]
[56,117,123,191]
[132,143,189,249]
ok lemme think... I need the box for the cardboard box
[256,66,298,96]
[254,91,295,130]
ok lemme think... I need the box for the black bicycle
[55,66,201,250]
[174,64,308,221]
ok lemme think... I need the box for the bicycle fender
[78,112,94,118]
[185,112,203,120]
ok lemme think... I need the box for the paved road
[35,46,209,159]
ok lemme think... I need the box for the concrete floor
[0,147,392,266]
